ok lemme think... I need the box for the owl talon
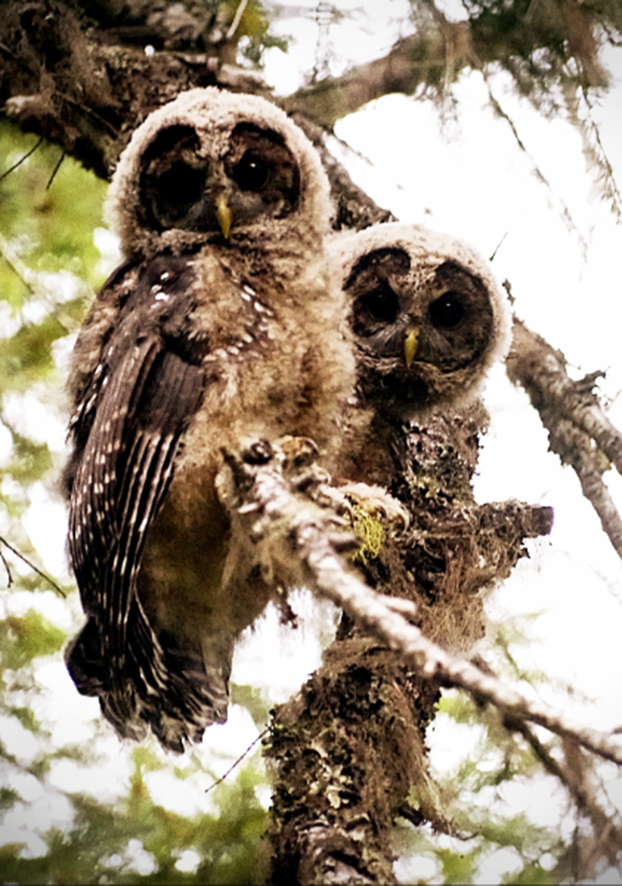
[341,481,410,531]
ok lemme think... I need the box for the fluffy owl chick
[327,222,511,482]
[64,87,354,751]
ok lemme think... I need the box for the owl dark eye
[233,152,270,191]
[429,291,466,329]
[360,289,400,323]
[157,162,206,220]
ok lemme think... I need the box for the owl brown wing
[65,254,213,747]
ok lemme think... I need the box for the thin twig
[0,536,66,597]
[509,715,622,863]
[0,548,13,587]
[204,726,269,793]
[481,78,588,257]
[46,150,66,190]
[226,0,250,39]
[0,136,44,184]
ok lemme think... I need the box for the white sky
[3,4,622,883]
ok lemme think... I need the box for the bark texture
[263,408,553,883]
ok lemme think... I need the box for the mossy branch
[218,437,622,770]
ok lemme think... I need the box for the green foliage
[231,681,273,728]
[0,123,107,285]
[0,611,65,670]
[0,597,269,884]
[0,756,268,885]
[437,845,483,884]
[0,121,106,599]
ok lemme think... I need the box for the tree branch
[282,2,611,127]
[0,0,269,177]
[509,719,622,874]
[507,317,622,557]
[219,439,622,767]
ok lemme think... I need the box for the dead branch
[507,318,622,557]
[218,438,622,770]
[282,3,608,128]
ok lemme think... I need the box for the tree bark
[261,409,552,882]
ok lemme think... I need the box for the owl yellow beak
[216,196,233,239]
[404,328,419,368]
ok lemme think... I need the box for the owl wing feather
[65,255,224,750]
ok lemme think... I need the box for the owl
[64,87,354,752]
[326,222,513,652]
[327,222,511,483]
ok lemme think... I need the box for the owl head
[329,222,511,418]
[106,88,333,258]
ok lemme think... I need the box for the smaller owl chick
[331,222,510,420]
[327,222,512,653]
[328,222,510,483]
[64,87,354,751]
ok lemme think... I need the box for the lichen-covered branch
[218,409,555,883]
[265,635,439,886]
[218,436,622,759]
[223,421,616,871]
[509,319,622,473]
[507,318,622,558]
